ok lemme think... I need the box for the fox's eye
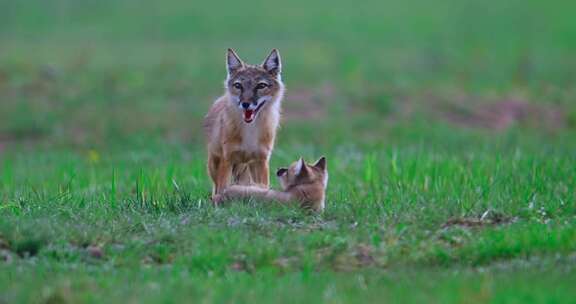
[256,83,268,90]
[233,83,242,90]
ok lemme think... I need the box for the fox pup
[213,157,328,212]
[204,49,285,197]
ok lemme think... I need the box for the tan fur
[205,49,284,197]
[213,157,328,212]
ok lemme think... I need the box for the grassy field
[1,0,576,303]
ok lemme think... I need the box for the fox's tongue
[244,109,254,122]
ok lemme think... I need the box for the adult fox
[204,49,285,198]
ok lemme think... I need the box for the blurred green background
[1,0,575,148]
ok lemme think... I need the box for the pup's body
[214,157,328,212]
[205,49,284,196]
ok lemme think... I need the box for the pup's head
[276,156,328,191]
[225,49,284,123]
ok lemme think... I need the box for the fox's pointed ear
[294,157,309,177]
[262,49,281,76]
[313,156,327,171]
[227,48,244,75]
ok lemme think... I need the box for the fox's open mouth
[243,100,267,123]
[243,109,255,123]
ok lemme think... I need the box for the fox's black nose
[241,102,250,109]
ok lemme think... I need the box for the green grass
[1,142,575,302]
[1,0,576,302]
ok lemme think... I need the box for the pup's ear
[262,49,281,75]
[276,168,288,177]
[227,48,244,75]
[313,156,327,171]
[294,157,309,177]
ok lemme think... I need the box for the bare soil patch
[283,83,334,120]
[442,210,516,229]
[433,97,566,131]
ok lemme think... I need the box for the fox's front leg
[208,154,220,196]
[250,158,269,188]
[214,159,232,196]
